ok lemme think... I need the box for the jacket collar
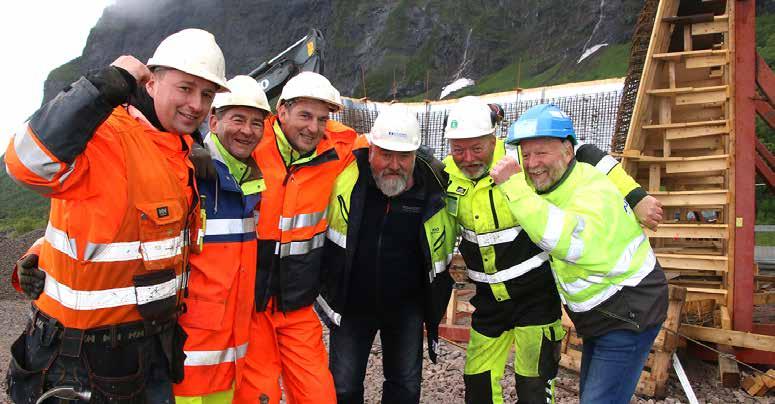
[205,133,265,195]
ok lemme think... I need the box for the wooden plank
[668,62,677,88]
[647,85,728,96]
[656,253,728,272]
[664,124,728,140]
[717,305,740,387]
[753,291,775,305]
[653,49,727,60]
[684,24,693,51]
[675,89,727,106]
[668,136,723,151]
[679,324,775,352]
[685,288,728,305]
[692,20,729,35]
[662,175,725,186]
[666,156,728,173]
[686,54,728,69]
[643,119,727,130]
[649,164,661,192]
[651,190,728,206]
[646,223,728,239]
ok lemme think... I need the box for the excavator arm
[248,29,325,101]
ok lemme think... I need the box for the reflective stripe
[84,241,142,262]
[45,222,78,260]
[46,222,185,263]
[538,205,565,252]
[461,226,521,247]
[141,233,185,261]
[315,295,341,326]
[433,253,454,274]
[564,217,585,263]
[279,232,326,257]
[326,227,347,249]
[279,210,327,231]
[467,252,549,284]
[595,155,619,175]
[205,217,256,236]
[13,123,62,181]
[561,234,656,312]
[185,343,248,366]
[40,269,183,311]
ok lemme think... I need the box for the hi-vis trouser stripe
[45,222,186,263]
[279,210,327,231]
[315,295,342,326]
[184,343,249,366]
[460,226,521,247]
[559,234,656,312]
[466,252,548,283]
[277,232,326,257]
[40,269,183,311]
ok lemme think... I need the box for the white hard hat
[444,96,496,139]
[147,28,230,92]
[277,71,343,112]
[212,75,271,113]
[368,105,422,152]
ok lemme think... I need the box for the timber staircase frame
[619,0,775,367]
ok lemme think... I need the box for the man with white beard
[317,106,457,404]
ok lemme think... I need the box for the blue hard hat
[506,104,577,146]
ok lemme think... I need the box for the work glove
[17,254,45,300]
[190,142,217,181]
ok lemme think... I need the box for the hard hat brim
[147,62,231,93]
[369,136,420,152]
[277,96,343,112]
[444,127,496,140]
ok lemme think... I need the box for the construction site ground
[0,230,771,403]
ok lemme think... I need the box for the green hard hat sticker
[450,120,458,128]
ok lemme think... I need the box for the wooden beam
[645,223,728,239]
[675,89,728,106]
[643,119,727,130]
[686,54,728,69]
[664,124,728,140]
[653,49,728,60]
[718,306,741,387]
[692,20,729,35]
[679,325,775,352]
[734,0,757,333]
[756,51,775,102]
[651,190,728,206]
[656,253,728,272]
[753,292,775,305]
[647,85,728,96]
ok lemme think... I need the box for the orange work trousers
[233,300,335,404]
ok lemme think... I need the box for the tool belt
[29,306,175,356]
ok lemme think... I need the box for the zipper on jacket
[488,189,500,228]
[375,201,390,311]
[595,307,640,329]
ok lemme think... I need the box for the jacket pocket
[178,298,227,331]
[136,200,185,271]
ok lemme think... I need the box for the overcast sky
[0,1,113,156]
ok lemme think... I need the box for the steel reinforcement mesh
[333,90,623,161]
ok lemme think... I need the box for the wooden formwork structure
[617,0,775,366]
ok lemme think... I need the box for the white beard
[374,175,408,197]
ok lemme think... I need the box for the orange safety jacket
[5,80,198,329]
[253,115,357,313]
[174,133,263,396]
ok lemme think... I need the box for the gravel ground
[0,230,772,403]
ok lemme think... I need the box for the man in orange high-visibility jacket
[5,29,229,403]
[233,72,358,404]
[173,76,271,404]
